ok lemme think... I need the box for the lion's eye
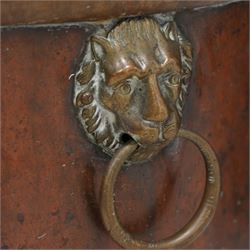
[169,74,180,85]
[116,78,132,95]
[158,72,180,86]
[119,82,131,95]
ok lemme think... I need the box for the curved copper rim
[100,129,220,249]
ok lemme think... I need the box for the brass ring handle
[100,129,220,249]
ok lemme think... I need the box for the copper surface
[1,2,249,249]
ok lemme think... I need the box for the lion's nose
[142,74,169,122]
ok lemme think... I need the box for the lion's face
[74,18,192,162]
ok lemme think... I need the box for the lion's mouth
[119,114,179,163]
[123,140,167,163]
[119,133,134,144]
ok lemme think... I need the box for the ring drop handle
[100,129,220,249]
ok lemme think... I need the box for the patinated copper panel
[1,2,249,249]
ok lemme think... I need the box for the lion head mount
[73,16,192,163]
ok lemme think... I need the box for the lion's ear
[91,36,112,60]
[163,22,178,42]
